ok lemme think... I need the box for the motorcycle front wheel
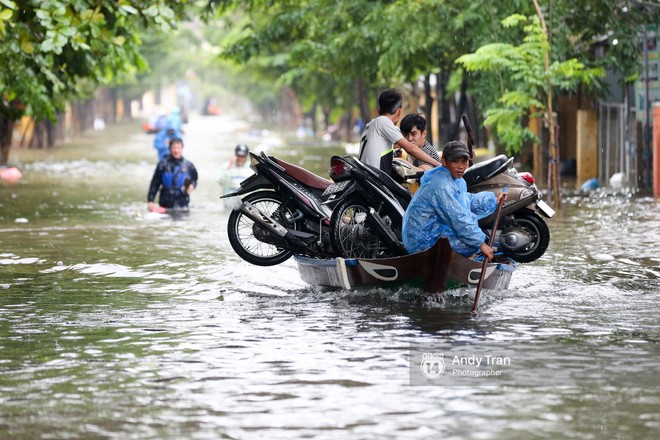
[329,196,387,259]
[227,191,295,266]
[505,209,550,263]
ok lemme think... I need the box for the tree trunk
[436,69,452,145]
[123,97,133,121]
[30,121,45,149]
[46,120,55,148]
[533,0,560,209]
[356,78,371,124]
[108,88,118,124]
[449,76,469,142]
[309,103,318,137]
[343,101,353,141]
[423,74,434,143]
[0,117,14,165]
[322,106,330,132]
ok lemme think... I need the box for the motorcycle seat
[463,154,510,187]
[275,158,332,190]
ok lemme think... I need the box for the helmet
[235,144,249,157]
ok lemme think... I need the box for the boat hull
[294,239,515,293]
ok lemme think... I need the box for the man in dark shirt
[147,137,198,212]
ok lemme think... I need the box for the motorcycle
[322,155,416,259]
[220,151,335,266]
[324,154,554,263]
[465,155,554,262]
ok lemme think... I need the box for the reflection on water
[1,116,659,439]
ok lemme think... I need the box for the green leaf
[41,39,53,52]
[36,9,49,20]
[0,8,12,20]
[20,38,34,54]
[119,5,138,15]
[59,26,76,37]
[0,1,16,10]
[501,14,527,28]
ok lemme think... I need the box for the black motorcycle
[323,155,415,259]
[221,151,335,266]
[324,154,554,263]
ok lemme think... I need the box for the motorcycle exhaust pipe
[238,201,316,251]
[238,201,288,237]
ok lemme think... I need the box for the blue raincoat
[402,166,496,256]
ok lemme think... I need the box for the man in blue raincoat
[147,137,198,212]
[152,107,185,161]
[402,141,505,259]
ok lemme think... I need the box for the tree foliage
[457,14,604,153]
[3,0,660,159]
[210,0,391,123]
[202,0,660,149]
[0,0,188,122]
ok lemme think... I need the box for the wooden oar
[472,190,507,313]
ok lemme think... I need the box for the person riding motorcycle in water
[402,141,505,260]
[147,137,198,212]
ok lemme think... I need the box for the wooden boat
[294,238,516,293]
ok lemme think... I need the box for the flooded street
[1,115,659,439]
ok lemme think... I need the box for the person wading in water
[147,137,198,213]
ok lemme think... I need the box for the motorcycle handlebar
[403,171,425,181]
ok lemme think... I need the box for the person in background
[153,126,182,161]
[399,113,440,171]
[147,137,198,212]
[218,144,254,207]
[402,141,505,259]
[167,106,184,135]
[152,107,185,161]
[358,89,440,176]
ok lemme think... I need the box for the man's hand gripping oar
[472,189,507,313]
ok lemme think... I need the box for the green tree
[0,0,187,164]
[210,0,387,130]
[203,0,659,142]
[456,14,603,153]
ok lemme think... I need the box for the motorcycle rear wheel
[329,196,387,259]
[227,191,295,266]
[505,209,550,263]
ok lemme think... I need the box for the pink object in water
[0,167,22,182]
[151,206,167,214]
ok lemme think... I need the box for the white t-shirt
[358,116,404,174]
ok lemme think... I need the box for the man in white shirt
[358,89,441,176]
